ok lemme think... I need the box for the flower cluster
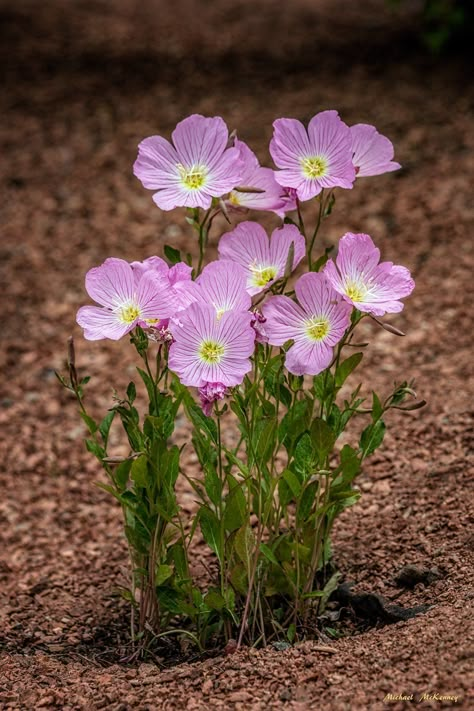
[77,240,413,410]
[77,112,413,412]
[133,111,400,212]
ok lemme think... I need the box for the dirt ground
[1,1,473,709]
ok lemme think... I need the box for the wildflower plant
[59,111,425,655]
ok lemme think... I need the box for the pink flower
[195,260,251,318]
[350,124,401,177]
[270,110,355,201]
[262,272,352,376]
[226,139,296,216]
[131,256,198,314]
[198,382,229,416]
[250,309,268,344]
[168,303,255,387]
[133,114,243,210]
[218,222,305,295]
[324,233,415,316]
[76,258,176,341]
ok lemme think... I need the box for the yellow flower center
[120,304,141,324]
[345,281,367,302]
[177,163,207,190]
[228,191,241,206]
[250,264,278,288]
[199,340,225,364]
[300,155,328,179]
[306,316,330,341]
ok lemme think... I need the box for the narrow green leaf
[99,409,115,446]
[156,564,173,586]
[131,455,148,488]
[199,507,222,561]
[126,381,137,404]
[360,420,386,457]
[234,524,255,571]
[204,589,225,610]
[115,458,132,491]
[310,418,336,464]
[335,352,363,388]
[223,478,247,532]
[260,542,280,566]
[164,244,181,264]
[282,468,302,498]
[80,411,98,435]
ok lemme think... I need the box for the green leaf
[312,245,333,272]
[234,524,255,571]
[204,589,226,610]
[260,542,280,567]
[131,455,148,488]
[126,381,137,404]
[360,420,386,457]
[335,353,363,388]
[188,403,218,443]
[282,468,302,498]
[287,623,296,643]
[338,444,360,483]
[164,244,181,264]
[99,410,115,446]
[312,371,335,403]
[279,399,311,452]
[85,438,104,459]
[254,418,277,464]
[297,481,318,524]
[199,507,222,561]
[115,458,132,491]
[293,433,316,479]
[310,418,336,464]
[171,543,188,580]
[229,563,248,595]
[371,391,384,421]
[204,465,222,509]
[156,564,173,586]
[223,478,247,532]
[80,411,98,435]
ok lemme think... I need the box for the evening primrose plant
[60,112,424,654]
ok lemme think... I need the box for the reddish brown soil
[1,1,473,709]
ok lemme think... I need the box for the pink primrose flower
[226,139,296,216]
[350,124,401,177]
[324,233,415,316]
[198,382,229,416]
[168,303,255,387]
[195,260,251,318]
[262,272,352,376]
[131,257,198,315]
[270,110,355,201]
[133,114,243,210]
[76,258,176,341]
[218,221,305,295]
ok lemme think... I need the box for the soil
[1,1,473,709]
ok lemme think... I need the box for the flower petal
[261,295,306,346]
[76,305,133,341]
[85,258,135,309]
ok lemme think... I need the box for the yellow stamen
[345,281,367,302]
[177,163,207,190]
[300,155,328,179]
[250,264,278,288]
[120,304,141,324]
[199,340,225,364]
[306,316,330,341]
